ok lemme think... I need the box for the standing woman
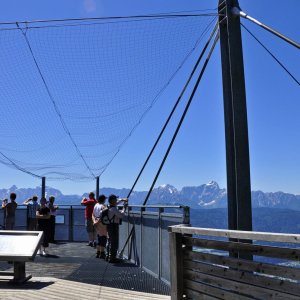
[48,195,58,243]
[36,197,51,256]
[92,194,107,258]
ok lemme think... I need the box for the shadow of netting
[65,255,170,295]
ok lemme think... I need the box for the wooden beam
[185,278,251,300]
[185,260,300,297]
[184,250,300,280]
[170,225,300,244]
[183,237,300,260]
[169,232,184,299]
[185,269,300,300]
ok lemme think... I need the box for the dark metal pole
[232,7,300,50]
[96,176,100,199]
[41,177,46,199]
[218,0,252,232]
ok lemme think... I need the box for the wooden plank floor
[0,277,170,300]
[0,242,170,299]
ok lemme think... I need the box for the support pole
[218,0,252,232]
[41,177,46,199]
[232,7,300,50]
[96,176,100,199]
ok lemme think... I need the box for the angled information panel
[0,230,43,283]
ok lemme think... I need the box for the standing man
[106,194,128,263]
[2,192,18,230]
[36,197,51,256]
[23,195,40,230]
[81,192,97,247]
[48,195,58,243]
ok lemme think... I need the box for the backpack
[100,207,114,225]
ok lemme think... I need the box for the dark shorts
[85,218,94,233]
[97,235,107,247]
[5,217,15,230]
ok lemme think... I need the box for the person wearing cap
[92,194,107,258]
[24,195,40,230]
[106,194,128,263]
[81,192,97,247]
[2,192,18,230]
[48,195,58,243]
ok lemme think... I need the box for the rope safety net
[0,14,217,181]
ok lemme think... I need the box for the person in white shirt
[92,194,107,258]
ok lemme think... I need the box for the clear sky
[0,0,299,196]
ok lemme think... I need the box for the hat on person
[108,194,118,204]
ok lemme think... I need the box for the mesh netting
[0,15,216,181]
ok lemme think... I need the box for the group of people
[1,192,58,256]
[2,190,128,262]
[81,192,128,263]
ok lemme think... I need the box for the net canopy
[0,13,217,181]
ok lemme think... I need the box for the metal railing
[0,205,88,241]
[169,225,300,299]
[119,205,190,284]
[1,204,190,284]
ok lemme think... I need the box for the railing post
[127,206,131,260]
[169,230,184,300]
[140,206,145,267]
[41,177,46,199]
[96,176,100,200]
[69,206,73,242]
[183,206,190,224]
[158,207,164,279]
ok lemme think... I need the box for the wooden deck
[0,277,170,300]
[0,242,170,300]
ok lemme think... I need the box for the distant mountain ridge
[1,181,300,210]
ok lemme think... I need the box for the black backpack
[100,207,114,225]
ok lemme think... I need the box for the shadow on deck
[0,242,170,297]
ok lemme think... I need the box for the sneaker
[96,251,100,258]
[37,249,42,256]
[93,241,97,248]
[87,241,93,247]
[42,250,47,256]
[109,258,122,264]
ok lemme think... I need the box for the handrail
[13,204,188,208]
[169,225,300,299]
[169,225,300,244]
[128,205,188,209]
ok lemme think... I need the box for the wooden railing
[169,225,300,299]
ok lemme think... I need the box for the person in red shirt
[81,192,97,247]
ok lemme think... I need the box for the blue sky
[0,0,299,196]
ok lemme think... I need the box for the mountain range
[1,181,300,210]
[2,182,300,233]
